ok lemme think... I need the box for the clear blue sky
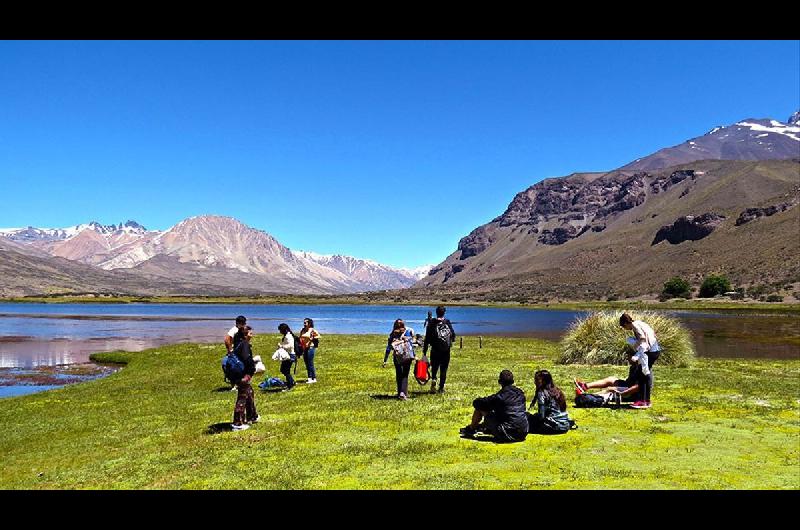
[1,40,798,268]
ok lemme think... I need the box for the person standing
[383,319,415,400]
[277,323,297,390]
[224,315,247,354]
[423,306,456,394]
[232,326,258,431]
[299,318,321,384]
[619,313,661,409]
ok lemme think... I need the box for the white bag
[272,348,291,361]
[253,355,266,374]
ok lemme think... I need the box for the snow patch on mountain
[735,120,800,141]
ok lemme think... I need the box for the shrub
[558,310,695,367]
[661,277,691,300]
[766,295,784,302]
[699,275,731,298]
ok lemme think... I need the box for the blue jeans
[304,347,317,379]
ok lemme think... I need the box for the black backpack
[574,393,605,408]
[434,320,453,349]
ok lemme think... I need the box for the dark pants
[527,412,567,435]
[280,360,295,388]
[430,348,451,390]
[639,350,660,402]
[394,358,411,396]
[233,379,257,425]
[303,346,317,379]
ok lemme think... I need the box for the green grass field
[1,335,798,489]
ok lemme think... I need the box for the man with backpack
[423,306,456,394]
[225,315,247,354]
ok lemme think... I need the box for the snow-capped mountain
[294,250,433,290]
[1,215,431,294]
[622,111,800,171]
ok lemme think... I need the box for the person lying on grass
[573,351,648,408]
[460,369,528,443]
[528,370,574,434]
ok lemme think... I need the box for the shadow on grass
[259,387,287,393]
[212,386,236,393]
[205,422,234,435]
[370,394,401,400]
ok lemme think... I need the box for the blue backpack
[222,347,245,384]
[259,377,286,389]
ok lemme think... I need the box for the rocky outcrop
[538,226,577,245]
[650,169,697,194]
[735,189,800,225]
[458,226,495,259]
[651,213,726,245]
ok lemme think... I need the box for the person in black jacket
[423,305,456,394]
[460,369,528,443]
[232,325,258,431]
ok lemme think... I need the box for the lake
[1,303,797,397]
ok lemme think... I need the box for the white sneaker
[231,423,250,431]
[307,378,317,384]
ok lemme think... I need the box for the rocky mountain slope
[415,111,800,301]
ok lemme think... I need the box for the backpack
[414,354,431,385]
[222,346,245,384]
[391,336,415,363]
[574,393,606,408]
[434,320,453,349]
[259,376,286,390]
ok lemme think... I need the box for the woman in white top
[619,313,661,408]
[277,323,297,390]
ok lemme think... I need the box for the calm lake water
[0,303,797,397]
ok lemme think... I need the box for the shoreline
[1,295,799,313]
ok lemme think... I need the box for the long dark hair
[303,317,315,330]
[278,323,293,336]
[391,319,406,337]
[535,370,567,411]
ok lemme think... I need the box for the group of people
[224,315,321,431]
[221,308,662,439]
[383,305,456,400]
[459,313,662,443]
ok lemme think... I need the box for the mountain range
[2,110,798,300]
[411,111,800,301]
[0,217,432,296]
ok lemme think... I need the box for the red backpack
[414,354,431,385]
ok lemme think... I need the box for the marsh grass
[0,335,796,489]
[558,311,695,366]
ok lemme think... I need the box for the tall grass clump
[558,310,695,366]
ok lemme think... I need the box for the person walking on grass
[383,319,416,401]
[423,305,456,394]
[232,326,258,431]
[619,313,661,409]
[460,369,528,443]
[299,318,321,384]
[277,323,297,390]
[528,370,573,434]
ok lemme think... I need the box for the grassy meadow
[0,335,798,489]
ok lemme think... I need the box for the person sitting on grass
[528,370,573,434]
[232,326,259,431]
[460,369,528,443]
[574,352,646,407]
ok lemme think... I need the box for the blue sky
[1,40,798,268]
